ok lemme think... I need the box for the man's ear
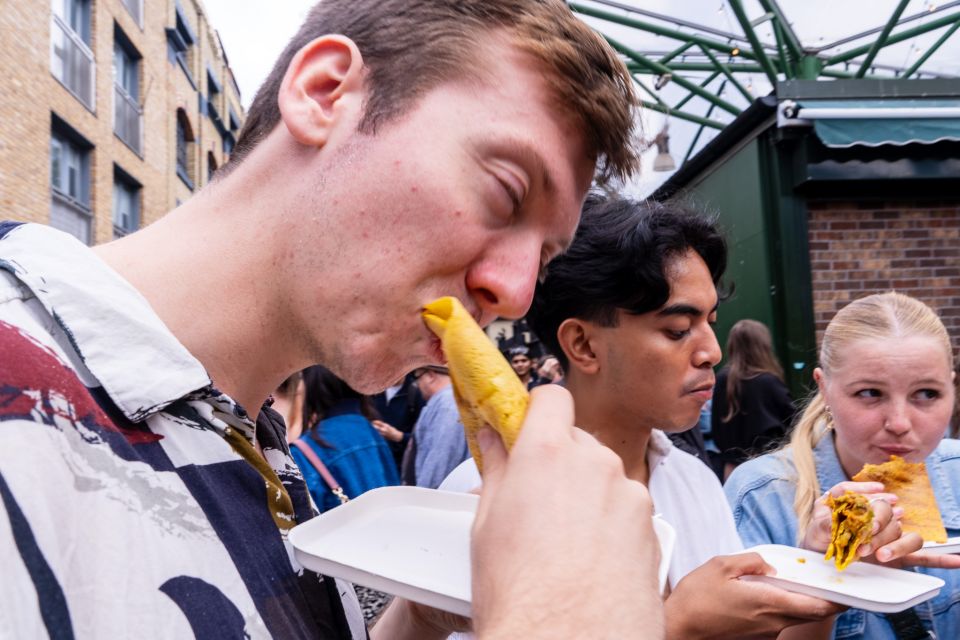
[278,35,365,147]
[556,318,600,375]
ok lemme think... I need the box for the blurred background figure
[537,354,565,385]
[370,372,424,472]
[375,366,470,489]
[712,319,794,480]
[289,365,399,513]
[507,345,545,390]
[271,372,304,442]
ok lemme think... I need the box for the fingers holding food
[422,297,529,473]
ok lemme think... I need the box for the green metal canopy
[783,98,960,147]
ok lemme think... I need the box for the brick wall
[0,0,244,243]
[808,200,960,349]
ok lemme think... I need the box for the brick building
[655,79,960,395]
[0,0,244,246]
[807,201,960,344]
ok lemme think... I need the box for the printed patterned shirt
[0,222,366,639]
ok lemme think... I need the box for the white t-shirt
[439,429,742,590]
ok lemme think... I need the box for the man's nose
[466,243,541,322]
[694,325,722,369]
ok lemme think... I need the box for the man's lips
[684,378,715,396]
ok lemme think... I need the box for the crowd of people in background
[271,192,960,638]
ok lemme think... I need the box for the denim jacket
[724,434,960,639]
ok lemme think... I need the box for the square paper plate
[290,486,676,617]
[922,536,960,555]
[739,544,944,613]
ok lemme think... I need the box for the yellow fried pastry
[422,296,529,473]
[825,491,874,571]
[853,455,947,543]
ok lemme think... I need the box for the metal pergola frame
[570,0,960,164]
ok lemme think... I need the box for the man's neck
[566,375,653,485]
[92,151,317,415]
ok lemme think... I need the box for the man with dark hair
[506,345,543,390]
[443,194,841,639]
[0,2,663,639]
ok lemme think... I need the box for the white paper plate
[739,544,944,613]
[922,536,960,555]
[290,486,676,617]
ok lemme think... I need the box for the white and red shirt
[0,222,365,639]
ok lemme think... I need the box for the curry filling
[825,491,874,571]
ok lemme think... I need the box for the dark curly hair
[526,193,729,371]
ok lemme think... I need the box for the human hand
[370,597,470,640]
[470,385,663,639]
[537,356,562,382]
[371,419,404,443]
[802,481,921,563]
[665,553,843,639]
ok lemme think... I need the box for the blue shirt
[412,386,470,489]
[291,400,399,513]
[725,432,960,639]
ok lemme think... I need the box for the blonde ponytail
[790,392,828,543]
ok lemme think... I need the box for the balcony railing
[114,85,143,155]
[121,0,144,28]
[50,14,95,111]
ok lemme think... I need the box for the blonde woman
[725,292,960,639]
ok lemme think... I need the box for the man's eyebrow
[657,303,707,318]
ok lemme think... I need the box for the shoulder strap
[291,439,349,505]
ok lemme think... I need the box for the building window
[120,0,143,29]
[176,108,195,190]
[207,152,218,184]
[112,166,141,238]
[50,118,93,244]
[50,0,95,110]
[113,26,143,155]
[166,2,196,88]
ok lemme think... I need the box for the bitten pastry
[422,296,529,474]
[853,455,947,543]
[825,491,874,571]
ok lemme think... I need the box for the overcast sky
[203,0,960,197]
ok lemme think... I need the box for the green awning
[797,99,960,148]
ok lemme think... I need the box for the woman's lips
[876,445,914,457]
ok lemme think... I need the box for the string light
[731,47,740,56]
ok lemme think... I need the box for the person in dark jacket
[712,319,794,480]
[370,372,425,471]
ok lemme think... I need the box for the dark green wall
[677,136,816,397]
[681,139,777,362]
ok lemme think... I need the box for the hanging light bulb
[652,123,676,172]
[731,47,741,56]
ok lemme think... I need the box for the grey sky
[203,0,960,197]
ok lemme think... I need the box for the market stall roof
[778,98,960,147]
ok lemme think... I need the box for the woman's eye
[855,388,881,399]
[916,389,941,401]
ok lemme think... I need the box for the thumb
[728,552,777,577]
[476,426,507,500]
